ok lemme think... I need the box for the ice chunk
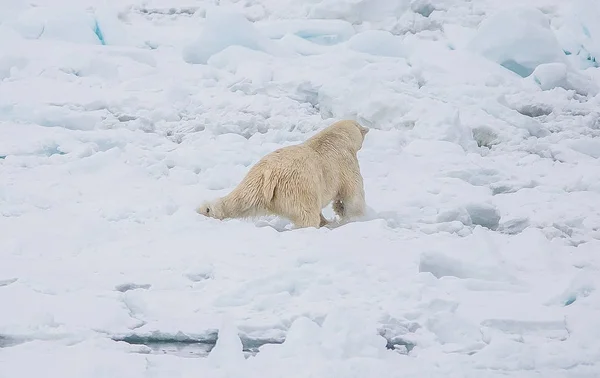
[436,207,472,226]
[405,38,524,87]
[309,0,411,24]
[92,6,133,46]
[567,138,600,159]
[444,24,477,50]
[531,63,568,90]
[425,313,484,351]
[546,272,595,307]
[0,278,17,287]
[0,0,26,24]
[276,316,322,357]
[207,47,274,85]
[7,6,105,45]
[498,217,530,235]
[480,318,569,340]
[278,34,329,56]
[182,7,289,65]
[114,283,151,293]
[0,55,27,81]
[184,263,214,282]
[464,203,501,230]
[256,19,355,45]
[419,251,512,282]
[319,309,388,359]
[467,7,567,77]
[471,126,500,148]
[345,30,406,57]
[529,63,598,96]
[411,0,436,18]
[208,316,245,368]
[555,0,600,70]
[5,9,44,40]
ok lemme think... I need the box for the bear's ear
[359,125,369,136]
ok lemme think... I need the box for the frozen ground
[2,0,600,376]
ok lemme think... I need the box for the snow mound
[467,7,567,77]
[208,317,245,369]
[405,100,477,152]
[345,30,406,57]
[5,6,105,45]
[257,311,388,360]
[182,7,289,65]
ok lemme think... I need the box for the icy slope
[1,0,600,377]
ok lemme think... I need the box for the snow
[1,0,600,377]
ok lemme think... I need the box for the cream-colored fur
[197,119,369,229]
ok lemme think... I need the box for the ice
[467,7,568,77]
[3,0,600,376]
[182,7,289,65]
[555,0,600,70]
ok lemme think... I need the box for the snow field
[2,0,600,377]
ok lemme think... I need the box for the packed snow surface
[2,0,600,377]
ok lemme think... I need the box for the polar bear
[197,119,369,228]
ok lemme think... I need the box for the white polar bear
[197,119,369,228]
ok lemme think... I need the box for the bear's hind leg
[272,178,324,229]
[288,209,322,229]
[335,176,366,222]
[332,199,345,217]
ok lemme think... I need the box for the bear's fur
[197,119,369,228]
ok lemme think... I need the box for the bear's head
[357,123,369,139]
[196,199,225,220]
[348,120,369,151]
